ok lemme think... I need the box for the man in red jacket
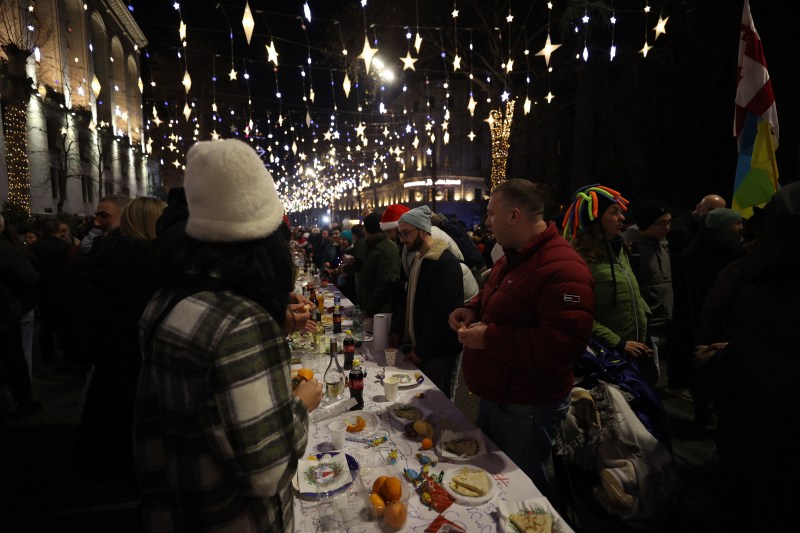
[449,179,595,499]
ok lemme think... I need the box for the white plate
[436,428,488,462]
[381,369,424,388]
[292,452,359,498]
[340,410,381,438]
[387,402,433,424]
[498,498,567,533]
[441,465,495,506]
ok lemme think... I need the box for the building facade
[0,0,156,218]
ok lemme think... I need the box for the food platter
[293,452,360,499]
[387,402,432,424]
[436,428,488,462]
[380,370,424,388]
[441,465,495,506]
[498,498,566,533]
[340,410,381,438]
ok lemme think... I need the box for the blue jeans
[476,394,571,499]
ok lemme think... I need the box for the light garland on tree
[4,106,32,218]
[488,99,515,191]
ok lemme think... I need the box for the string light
[489,100,515,191]
[4,106,32,218]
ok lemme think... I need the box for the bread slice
[448,468,490,498]
[509,510,552,533]
[444,437,479,457]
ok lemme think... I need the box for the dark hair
[351,224,365,239]
[39,218,60,236]
[159,231,293,326]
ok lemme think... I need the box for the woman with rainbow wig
[563,185,657,384]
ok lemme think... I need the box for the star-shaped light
[451,8,459,18]
[229,124,237,133]
[210,130,220,140]
[640,41,652,57]
[152,114,162,127]
[484,113,494,126]
[400,51,417,70]
[179,21,186,41]
[535,33,561,66]
[467,95,476,116]
[229,67,238,81]
[183,103,191,120]
[412,135,419,149]
[182,70,191,92]
[610,45,617,61]
[545,91,555,103]
[653,16,668,40]
[506,13,514,23]
[172,159,181,168]
[467,130,476,142]
[358,36,378,74]
[524,96,531,115]
[242,1,254,45]
[501,90,510,102]
[266,41,279,65]
[299,152,307,161]
[309,88,315,102]
[505,58,514,73]
[414,33,422,53]
[383,126,390,137]
[582,13,589,24]
[582,46,589,62]
[342,73,351,98]
[355,122,366,138]
[452,54,462,71]
[323,131,332,141]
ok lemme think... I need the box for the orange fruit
[297,368,314,382]
[420,437,433,450]
[372,475,389,496]
[380,476,403,502]
[369,492,385,518]
[384,501,407,529]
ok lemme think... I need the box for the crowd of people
[1,136,793,531]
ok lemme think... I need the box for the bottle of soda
[332,305,342,334]
[308,287,317,308]
[343,329,355,370]
[348,364,364,410]
[334,293,341,308]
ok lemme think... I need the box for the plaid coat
[134,289,308,532]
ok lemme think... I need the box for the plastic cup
[328,420,347,450]
[301,353,318,373]
[384,348,397,366]
[383,376,400,402]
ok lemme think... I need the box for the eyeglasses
[398,228,419,240]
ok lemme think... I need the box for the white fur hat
[184,138,284,242]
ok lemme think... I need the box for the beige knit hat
[184,138,284,242]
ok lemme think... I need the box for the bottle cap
[346,329,352,335]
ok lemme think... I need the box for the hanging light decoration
[242,1,255,45]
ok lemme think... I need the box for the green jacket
[583,244,650,350]
[358,233,401,316]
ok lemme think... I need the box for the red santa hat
[379,204,410,231]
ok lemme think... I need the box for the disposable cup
[383,376,400,402]
[384,348,397,366]
[328,420,347,450]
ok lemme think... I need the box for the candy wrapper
[425,514,466,533]
[420,473,455,513]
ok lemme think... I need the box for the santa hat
[380,204,410,231]
[184,139,283,242]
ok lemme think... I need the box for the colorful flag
[733,0,779,217]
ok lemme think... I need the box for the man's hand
[405,349,422,366]
[449,308,477,332]
[457,322,487,349]
[622,340,652,359]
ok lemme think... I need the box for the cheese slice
[509,510,552,533]
[449,468,490,498]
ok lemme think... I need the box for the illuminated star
[524,96,532,115]
[358,36,378,74]
[229,124,237,133]
[400,51,417,71]
[535,33,561,66]
[266,41,279,65]
[179,21,186,41]
[545,91,555,103]
[653,16,668,40]
[467,130,476,142]
[506,13,514,23]
[501,90,510,102]
[412,135,419,149]
[451,8,459,18]
[343,73,351,98]
[323,131,332,141]
[172,159,181,168]
[152,115,162,127]
[355,122,366,138]
[299,152,307,161]
[452,54,462,71]
[582,13,589,24]
[467,95,476,116]
[383,126,390,137]
[505,58,514,73]
[640,41,652,57]
[228,67,238,81]
[210,130,220,140]
[414,33,422,53]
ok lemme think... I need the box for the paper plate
[340,410,381,438]
[436,428,488,462]
[381,369,424,388]
[387,402,432,424]
[441,465,495,506]
[293,452,360,498]
[498,498,567,533]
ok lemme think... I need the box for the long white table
[291,337,573,532]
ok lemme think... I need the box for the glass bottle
[351,305,364,347]
[332,305,342,334]
[313,308,324,351]
[324,337,346,399]
[348,363,364,410]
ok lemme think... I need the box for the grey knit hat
[399,205,432,234]
[705,208,742,230]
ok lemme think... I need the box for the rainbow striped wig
[562,184,629,241]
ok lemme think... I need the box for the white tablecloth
[292,343,574,533]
